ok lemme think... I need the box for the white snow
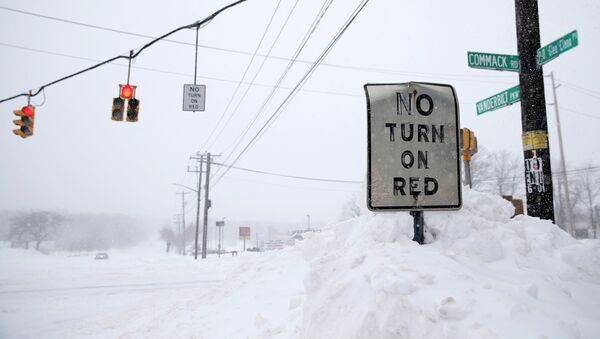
[1,189,599,338]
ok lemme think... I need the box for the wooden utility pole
[515,0,555,222]
[548,72,573,234]
[175,192,189,254]
[188,153,204,260]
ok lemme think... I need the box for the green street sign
[537,30,578,66]
[467,52,520,72]
[476,85,520,115]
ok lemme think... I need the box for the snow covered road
[2,191,600,339]
[0,245,307,339]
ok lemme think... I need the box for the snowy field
[1,190,600,339]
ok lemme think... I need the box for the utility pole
[201,152,221,259]
[188,153,204,260]
[548,72,574,235]
[306,214,311,230]
[176,191,189,255]
[515,0,555,222]
[173,214,182,254]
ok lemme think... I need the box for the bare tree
[470,148,523,196]
[575,165,600,238]
[339,194,361,221]
[9,211,66,250]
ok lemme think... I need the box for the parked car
[94,252,109,260]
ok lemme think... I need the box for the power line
[0,41,363,99]
[211,161,361,184]
[197,0,285,153]
[216,0,336,175]
[559,106,600,120]
[213,0,370,188]
[555,78,600,96]
[224,175,360,193]
[0,0,249,104]
[204,0,302,152]
[0,4,517,82]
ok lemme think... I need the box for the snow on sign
[365,82,462,211]
[182,84,206,111]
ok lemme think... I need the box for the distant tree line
[0,210,152,252]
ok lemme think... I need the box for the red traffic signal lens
[120,85,134,99]
[22,106,34,117]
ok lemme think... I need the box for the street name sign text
[365,82,462,211]
[467,52,520,72]
[537,30,578,66]
[476,85,520,115]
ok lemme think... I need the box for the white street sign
[365,82,462,211]
[182,84,206,111]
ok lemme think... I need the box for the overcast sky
[1,0,598,228]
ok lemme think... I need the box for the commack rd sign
[365,82,462,211]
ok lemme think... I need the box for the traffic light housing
[112,97,125,121]
[126,98,140,122]
[13,105,35,138]
[112,84,139,122]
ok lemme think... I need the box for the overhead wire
[0,5,518,82]
[0,41,364,99]
[215,0,336,177]
[197,0,285,152]
[212,0,370,188]
[204,0,302,152]
[211,161,361,184]
[0,0,249,104]
[558,106,600,120]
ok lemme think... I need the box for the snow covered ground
[1,189,600,338]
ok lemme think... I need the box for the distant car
[94,252,109,260]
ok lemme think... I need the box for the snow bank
[300,189,600,339]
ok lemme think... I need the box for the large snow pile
[300,189,600,339]
[1,189,599,339]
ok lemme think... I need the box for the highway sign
[239,226,251,240]
[467,52,520,72]
[537,30,578,66]
[476,85,520,115]
[182,84,206,111]
[365,82,462,211]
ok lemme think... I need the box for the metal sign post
[216,220,225,258]
[365,82,462,244]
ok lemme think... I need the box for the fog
[1,0,599,244]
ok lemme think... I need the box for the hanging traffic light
[126,98,140,122]
[12,105,35,138]
[112,84,139,122]
[120,84,135,100]
[112,97,125,121]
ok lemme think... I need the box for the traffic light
[120,84,135,100]
[460,128,471,151]
[12,105,35,138]
[112,97,125,121]
[126,98,140,122]
[112,84,139,122]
